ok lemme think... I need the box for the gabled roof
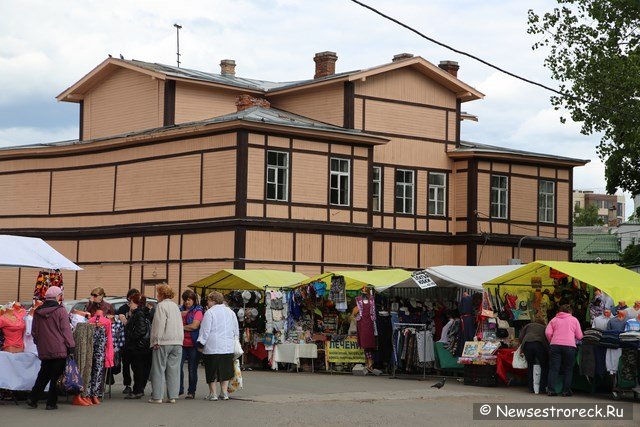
[57,56,484,102]
[448,140,590,167]
[0,106,388,157]
[573,233,621,263]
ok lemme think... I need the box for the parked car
[65,296,157,314]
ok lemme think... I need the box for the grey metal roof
[455,140,589,164]
[125,59,356,92]
[0,106,384,152]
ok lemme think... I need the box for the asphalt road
[3,369,639,426]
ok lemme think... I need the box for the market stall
[474,261,640,396]
[0,235,82,398]
[188,269,310,370]
[377,265,521,378]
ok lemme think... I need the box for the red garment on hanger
[88,314,115,368]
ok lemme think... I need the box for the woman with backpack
[179,290,203,399]
[124,294,152,399]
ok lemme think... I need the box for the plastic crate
[463,364,498,387]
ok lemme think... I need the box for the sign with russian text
[411,270,437,289]
[325,337,365,363]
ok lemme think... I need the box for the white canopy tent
[0,235,82,270]
[379,265,522,292]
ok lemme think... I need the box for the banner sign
[325,337,365,363]
[411,270,438,289]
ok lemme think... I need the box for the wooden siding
[51,167,115,214]
[115,154,200,210]
[373,241,390,267]
[421,244,455,267]
[268,83,344,126]
[245,231,293,262]
[0,268,19,303]
[536,248,569,261]
[364,100,446,140]
[143,235,168,261]
[202,150,237,203]
[557,181,569,225]
[84,67,162,140]
[477,245,512,266]
[292,152,327,204]
[174,82,237,124]
[374,137,450,168]
[476,172,490,218]
[324,235,367,265]
[392,242,418,268]
[355,67,457,109]
[247,148,265,200]
[295,233,322,263]
[0,172,50,215]
[353,159,368,209]
[78,238,131,263]
[510,177,537,222]
[181,231,235,260]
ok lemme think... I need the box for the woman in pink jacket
[545,304,583,396]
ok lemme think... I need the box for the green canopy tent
[298,269,412,291]
[188,269,309,294]
[483,261,640,305]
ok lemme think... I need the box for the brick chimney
[236,94,270,112]
[314,51,338,79]
[438,60,460,78]
[392,53,414,62]
[220,59,236,76]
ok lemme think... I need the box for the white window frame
[490,175,508,219]
[330,157,350,206]
[395,169,414,215]
[266,150,289,202]
[428,172,446,216]
[538,180,555,223]
[372,166,381,212]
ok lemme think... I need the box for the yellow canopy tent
[298,269,412,291]
[188,269,309,292]
[483,261,640,304]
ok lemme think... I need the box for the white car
[65,296,157,314]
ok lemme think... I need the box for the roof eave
[56,58,166,102]
[447,150,589,167]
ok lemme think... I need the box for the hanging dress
[356,296,377,349]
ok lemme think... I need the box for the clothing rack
[391,322,429,379]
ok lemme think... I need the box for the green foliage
[528,1,640,195]
[620,243,640,266]
[574,203,604,226]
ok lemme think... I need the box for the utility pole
[174,23,182,67]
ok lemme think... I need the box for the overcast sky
[0,0,633,215]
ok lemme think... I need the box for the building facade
[0,53,587,302]
[573,190,625,226]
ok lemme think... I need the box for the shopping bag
[59,356,84,394]
[227,359,243,394]
[533,364,541,394]
[234,338,243,359]
[512,346,528,369]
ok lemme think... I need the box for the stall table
[0,351,42,391]
[272,343,318,372]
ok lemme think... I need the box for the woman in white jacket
[197,291,239,401]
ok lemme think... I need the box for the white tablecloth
[0,351,42,391]
[272,343,318,369]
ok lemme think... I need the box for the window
[428,172,446,216]
[538,180,555,223]
[330,158,350,206]
[617,202,623,218]
[266,151,289,201]
[372,166,381,212]
[490,175,508,219]
[395,169,414,214]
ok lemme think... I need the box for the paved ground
[3,369,639,426]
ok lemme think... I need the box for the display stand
[391,323,428,379]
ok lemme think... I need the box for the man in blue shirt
[625,313,640,332]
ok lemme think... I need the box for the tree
[573,204,604,226]
[527,1,640,196]
[620,243,640,266]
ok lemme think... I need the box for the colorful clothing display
[88,326,106,397]
[73,323,95,398]
[0,308,26,351]
[88,314,114,368]
[33,270,63,301]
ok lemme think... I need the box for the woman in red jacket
[27,286,75,410]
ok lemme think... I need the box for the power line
[348,0,621,115]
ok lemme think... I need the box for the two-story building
[0,52,587,301]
